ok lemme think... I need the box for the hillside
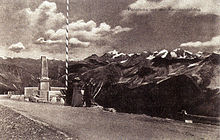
[0,57,65,93]
[0,49,219,118]
[68,49,220,118]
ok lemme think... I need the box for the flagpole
[65,0,69,89]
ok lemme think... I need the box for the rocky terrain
[0,104,68,139]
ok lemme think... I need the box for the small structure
[24,56,65,103]
[39,56,50,101]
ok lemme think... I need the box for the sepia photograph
[0,0,219,139]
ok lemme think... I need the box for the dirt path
[0,97,219,140]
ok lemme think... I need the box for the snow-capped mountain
[105,48,198,61]
[108,50,126,59]
[1,48,219,120]
[153,48,197,59]
[67,49,220,118]
[195,51,213,58]
[171,48,197,59]
[156,49,169,58]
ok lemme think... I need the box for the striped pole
[65,0,69,89]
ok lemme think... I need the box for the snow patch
[173,48,181,52]
[108,50,126,59]
[188,63,199,68]
[108,50,119,55]
[153,51,158,54]
[185,50,193,55]
[157,49,168,58]
[128,53,134,57]
[146,55,155,60]
[0,56,7,59]
[112,52,126,59]
[120,59,128,63]
[170,52,177,58]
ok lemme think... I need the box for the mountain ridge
[68,49,220,118]
[0,49,219,118]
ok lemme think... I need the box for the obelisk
[39,56,50,101]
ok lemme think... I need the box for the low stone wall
[24,87,38,97]
[51,87,66,91]
[9,95,25,101]
[24,87,65,104]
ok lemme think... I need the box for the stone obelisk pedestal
[39,56,50,101]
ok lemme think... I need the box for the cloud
[5,1,131,60]
[33,19,132,60]
[8,42,25,53]
[5,43,111,61]
[37,20,132,48]
[122,0,220,21]
[180,35,220,47]
[19,0,66,44]
[24,1,65,29]
[8,47,66,60]
[69,38,90,47]
[35,37,64,45]
[69,20,97,31]
[112,26,133,34]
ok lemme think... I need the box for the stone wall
[24,86,65,104]
[24,87,39,97]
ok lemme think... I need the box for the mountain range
[69,48,220,118]
[0,48,219,118]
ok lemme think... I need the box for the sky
[0,0,219,60]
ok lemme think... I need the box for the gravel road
[0,97,219,140]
